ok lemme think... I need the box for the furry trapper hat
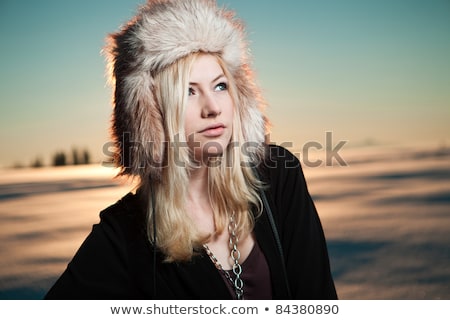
[104,0,268,180]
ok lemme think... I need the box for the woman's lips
[199,124,225,137]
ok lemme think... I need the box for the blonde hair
[143,52,263,261]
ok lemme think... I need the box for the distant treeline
[52,148,91,166]
[18,147,92,168]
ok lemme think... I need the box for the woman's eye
[215,82,228,91]
[188,87,195,96]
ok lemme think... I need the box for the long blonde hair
[143,52,263,262]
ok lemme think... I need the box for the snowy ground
[0,145,449,299]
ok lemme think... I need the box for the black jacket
[45,145,337,299]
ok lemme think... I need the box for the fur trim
[104,0,268,180]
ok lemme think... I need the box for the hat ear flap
[233,65,268,145]
[113,72,166,180]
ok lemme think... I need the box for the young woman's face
[185,54,234,161]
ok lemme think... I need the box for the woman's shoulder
[258,144,302,179]
[257,144,307,190]
[45,192,147,299]
[98,192,146,234]
[264,144,301,169]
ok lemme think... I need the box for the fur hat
[104,0,268,180]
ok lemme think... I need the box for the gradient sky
[1,0,449,167]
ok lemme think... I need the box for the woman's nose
[201,93,221,118]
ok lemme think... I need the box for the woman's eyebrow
[189,73,225,85]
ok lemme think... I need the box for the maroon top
[219,241,272,299]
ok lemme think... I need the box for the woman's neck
[186,165,217,236]
[188,165,209,200]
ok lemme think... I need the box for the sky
[0,0,449,167]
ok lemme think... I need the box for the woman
[45,0,337,299]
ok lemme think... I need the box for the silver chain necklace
[203,212,244,300]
